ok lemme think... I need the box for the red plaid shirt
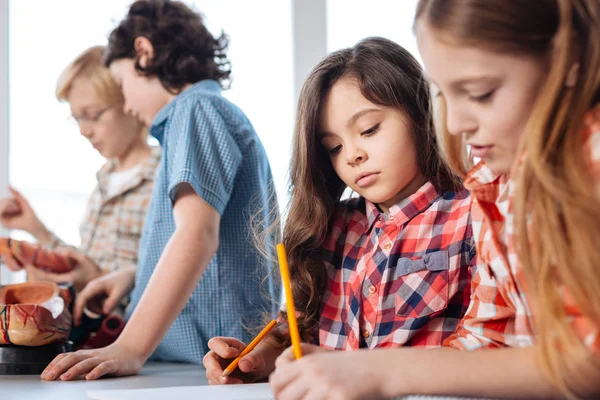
[446,104,600,351]
[318,182,473,349]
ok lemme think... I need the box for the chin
[485,159,513,176]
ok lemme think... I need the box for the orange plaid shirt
[48,146,161,274]
[447,105,600,351]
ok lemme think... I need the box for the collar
[150,79,222,131]
[365,181,441,232]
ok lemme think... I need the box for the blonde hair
[416,0,600,398]
[55,45,123,106]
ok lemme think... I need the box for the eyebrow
[427,75,499,94]
[449,76,500,91]
[318,108,381,139]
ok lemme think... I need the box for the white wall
[0,0,10,284]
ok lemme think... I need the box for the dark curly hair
[105,0,231,92]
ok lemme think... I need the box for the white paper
[87,383,274,400]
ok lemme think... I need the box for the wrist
[373,348,413,399]
[32,224,52,245]
[114,334,153,362]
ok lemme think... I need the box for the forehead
[67,78,103,109]
[320,78,378,123]
[416,24,515,86]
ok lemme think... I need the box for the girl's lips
[470,145,493,158]
[356,172,379,188]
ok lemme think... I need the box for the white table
[1,361,493,400]
[2,362,207,400]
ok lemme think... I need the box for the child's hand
[269,349,386,400]
[0,252,25,272]
[0,187,47,238]
[203,337,267,385]
[40,341,145,381]
[273,343,328,367]
[26,248,102,293]
[72,266,136,326]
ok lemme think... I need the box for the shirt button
[383,243,392,250]
[363,329,370,339]
[368,285,377,294]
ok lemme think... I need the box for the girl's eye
[328,145,342,155]
[469,90,495,103]
[361,123,380,136]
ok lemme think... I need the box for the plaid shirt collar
[364,181,441,232]
[463,160,514,206]
[97,145,161,201]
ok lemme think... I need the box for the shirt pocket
[394,250,450,318]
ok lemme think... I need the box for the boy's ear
[134,36,154,68]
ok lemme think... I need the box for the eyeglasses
[68,106,114,126]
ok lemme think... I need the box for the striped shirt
[447,104,600,351]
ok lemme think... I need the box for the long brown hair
[286,36,461,334]
[415,1,600,397]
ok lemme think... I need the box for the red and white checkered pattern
[447,105,600,352]
[318,181,474,349]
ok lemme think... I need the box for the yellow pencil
[277,243,303,360]
[221,319,278,378]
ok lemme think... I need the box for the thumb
[74,286,94,326]
[8,186,27,206]
[57,248,86,263]
[8,186,22,199]
[239,352,265,373]
[74,280,103,326]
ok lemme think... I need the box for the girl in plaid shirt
[269,1,600,399]
[204,37,474,388]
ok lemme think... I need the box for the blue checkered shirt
[126,80,280,363]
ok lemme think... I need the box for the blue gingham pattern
[126,80,280,363]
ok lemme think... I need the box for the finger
[57,247,85,262]
[274,346,297,368]
[102,285,125,315]
[74,281,102,326]
[202,351,227,382]
[2,254,24,272]
[207,337,244,358]
[28,265,69,280]
[208,376,243,385]
[8,186,23,200]
[0,198,19,215]
[85,360,120,380]
[59,357,104,381]
[276,381,310,400]
[269,363,304,399]
[239,352,264,373]
[41,351,92,381]
[41,352,69,379]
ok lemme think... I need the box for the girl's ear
[565,62,580,88]
[134,36,154,69]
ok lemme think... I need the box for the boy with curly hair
[41,0,280,381]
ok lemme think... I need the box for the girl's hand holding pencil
[204,336,267,384]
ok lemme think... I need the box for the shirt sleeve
[566,120,600,352]
[444,251,519,350]
[165,98,243,214]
